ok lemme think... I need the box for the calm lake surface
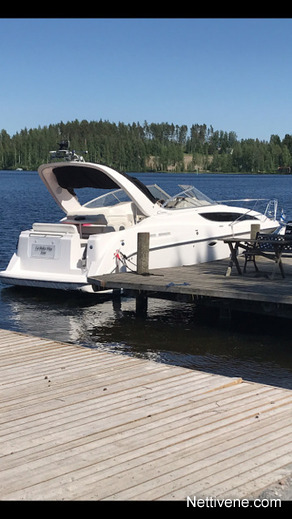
[0,170,292,390]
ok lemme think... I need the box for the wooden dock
[0,328,292,501]
[89,256,292,318]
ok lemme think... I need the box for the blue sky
[1,18,292,141]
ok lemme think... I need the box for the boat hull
[0,275,92,292]
[0,160,280,293]
[0,220,278,293]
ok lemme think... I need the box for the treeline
[0,119,292,173]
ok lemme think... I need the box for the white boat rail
[217,198,279,227]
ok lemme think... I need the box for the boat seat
[32,223,78,234]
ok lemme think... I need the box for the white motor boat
[0,161,280,292]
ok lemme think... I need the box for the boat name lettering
[31,244,55,258]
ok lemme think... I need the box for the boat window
[84,188,132,208]
[199,212,259,222]
[81,184,168,209]
[146,184,171,202]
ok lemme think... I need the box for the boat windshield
[83,184,170,209]
[82,184,214,210]
[162,185,215,209]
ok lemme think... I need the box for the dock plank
[0,328,291,501]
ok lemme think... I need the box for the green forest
[1,119,292,174]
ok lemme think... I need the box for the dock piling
[137,232,150,275]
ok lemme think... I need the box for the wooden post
[135,291,148,317]
[250,224,260,240]
[137,232,150,275]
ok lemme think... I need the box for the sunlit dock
[0,327,292,501]
[89,256,292,319]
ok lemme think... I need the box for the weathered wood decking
[0,328,291,501]
[89,256,292,318]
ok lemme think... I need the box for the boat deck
[0,328,292,501]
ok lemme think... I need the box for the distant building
[277,166,291,174]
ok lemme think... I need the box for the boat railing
[218,198,279,226]
[263,198,279,220]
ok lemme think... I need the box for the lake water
[0,170,292,390]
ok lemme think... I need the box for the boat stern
[0,223,89,291]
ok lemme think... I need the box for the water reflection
[1,286,291,390]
